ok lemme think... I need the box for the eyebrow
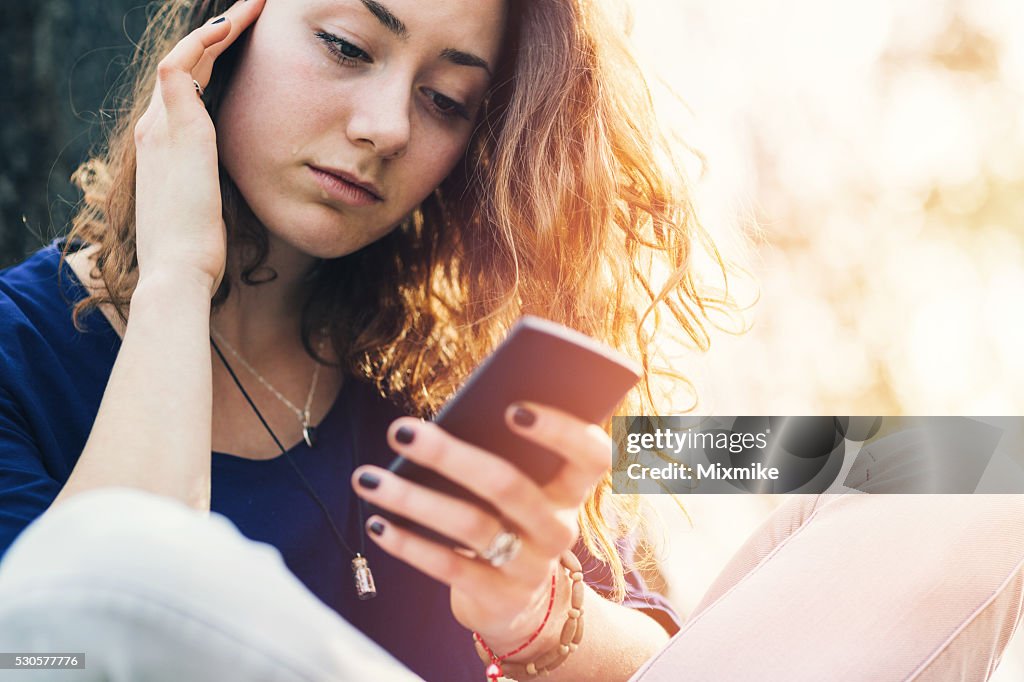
[359,0,408,38]
[358,0,494,77]
[440,47,493,77]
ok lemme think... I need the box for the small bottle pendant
[302,423,317,448]
[352,554,377,600]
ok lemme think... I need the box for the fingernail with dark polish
[513,406,536,427]
[368,520,386,536]
[395,425,416,445]
[357,472,380,490]
[212,17,226,24]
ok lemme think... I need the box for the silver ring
[193,79,205,97]
[479,529,522,567]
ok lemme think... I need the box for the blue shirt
[0,237,680,680]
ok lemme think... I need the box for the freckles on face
[214,0,506,259]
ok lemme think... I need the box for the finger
[386,419,576,557]
[505,402,613,508]
[352,466,554,588]
[364,515,504,596]
[191,0,268,84]
[156,17,233,117]
[353,465,504,556]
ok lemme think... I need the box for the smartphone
[371,315,642,549]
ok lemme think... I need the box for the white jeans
[0,489,423,681]
[631,493,1024,681]
[2,489,1023,681]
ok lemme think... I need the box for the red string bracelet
[473,570,558,682]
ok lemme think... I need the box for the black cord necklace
[210,336,377,600]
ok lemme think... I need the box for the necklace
[209,326,322,448]
[209,334,377,601]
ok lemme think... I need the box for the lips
[307,165,384,209]
[308,165,383,201]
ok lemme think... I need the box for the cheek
[216,27,330,167]
[217,68,287,178]
[401,129,474,196]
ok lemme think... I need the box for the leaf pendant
[303,424,317,448]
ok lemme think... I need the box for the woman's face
[216,0,506,259]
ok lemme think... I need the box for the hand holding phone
[370,315,641,548]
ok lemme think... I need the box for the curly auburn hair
[63,0,737,600]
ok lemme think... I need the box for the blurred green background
[0,0,142,267]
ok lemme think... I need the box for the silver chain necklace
[209,326,324,448]
[209,330,378,600]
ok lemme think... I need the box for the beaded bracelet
[473,549,585,680]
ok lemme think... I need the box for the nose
[345,79,412,160]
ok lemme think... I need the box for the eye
[315,31,372,66]
[422,88,470,121]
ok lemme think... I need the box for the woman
[0,0,699,679]
[4,2,1024,681]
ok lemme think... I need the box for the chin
[263,204,395,261]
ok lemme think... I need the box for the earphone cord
[210,336,367,559]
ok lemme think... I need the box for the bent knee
[0,487,273,596]
[820,494,1024,602]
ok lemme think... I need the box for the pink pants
[631,494,1024,681]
